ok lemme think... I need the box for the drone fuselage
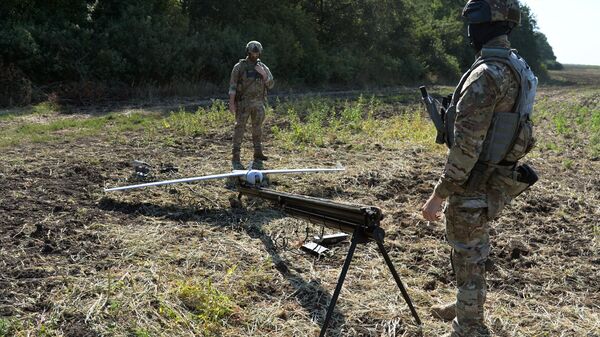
[235,169,264,185]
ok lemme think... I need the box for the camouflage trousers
[444,191,506,337]
[232,102,265,161]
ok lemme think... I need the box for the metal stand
[319,228,421,337]
[236,186,421,336]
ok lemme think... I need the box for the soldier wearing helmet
[228,40,274,170]
[422,1,538,336]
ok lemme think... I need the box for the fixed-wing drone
[104,166,345,192]
[102,163,422,333]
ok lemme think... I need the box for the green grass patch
[31,101,61,115]
[562,159,574,170]
[133,328,152,337]
[0,101,60,121]
[177,280,233,327]
[158,302,183,322]
[0,100,234,149]
[534,89,600,156]
[552,112,569,134]
[155,100,233,140]
[0,319,13,337]
[271,96,437,151]
[0,112,157,148]
[381,108,437,147]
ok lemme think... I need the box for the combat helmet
[246,41,263,54]
[462,0,521,27]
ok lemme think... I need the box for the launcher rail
[237,185,421,335]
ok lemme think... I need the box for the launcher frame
[237,185,421,336]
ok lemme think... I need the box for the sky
[519,0,599,66]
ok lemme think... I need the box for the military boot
[232,148,244,170]
[253,148,268,161]
[227,160,243,190]
[231,161,245,170]
[431,302,456,321]
[250,160,264,170]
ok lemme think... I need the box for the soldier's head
[462,0,521,51]
[246,41,263,62]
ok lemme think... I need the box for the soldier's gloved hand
[255,64,267,80]
[421,193,445,222]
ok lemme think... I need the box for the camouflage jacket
[228,58,274,105]
[434,35,520,199]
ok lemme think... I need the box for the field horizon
[0,66,598,337]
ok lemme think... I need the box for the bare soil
[1,69,598,336]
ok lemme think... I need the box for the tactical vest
[444,47,538,164]
[235,59,267,104]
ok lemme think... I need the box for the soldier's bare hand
[255,64,267,79]
[421,193,445,222]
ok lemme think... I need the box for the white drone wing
[260,167,345,175]
[104,166,345,192]
[104,171,246,192]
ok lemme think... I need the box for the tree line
[0,0,561,106]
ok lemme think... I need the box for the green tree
[0,0,563,106]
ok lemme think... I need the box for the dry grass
[0,67,599,337]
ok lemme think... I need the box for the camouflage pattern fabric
[228,58,274,105]
[229,58,273,164]
[484,0,520,24]
[434,35,519,199]
[463,0,521,25]
[435,35,523,337]
[445,193,494,337]
[232,103,266,161]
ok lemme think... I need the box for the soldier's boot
[226,163,242,189]
[431,302,456,321]
[227,150,244,190]
[231,161,245,170]
[253,148,268,161]
[232,148,245,170]
[455,324,490,337]
[250,160,264,170]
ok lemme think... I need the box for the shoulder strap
[237,59,247,85]
[453,48,521,108]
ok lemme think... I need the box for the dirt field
[1,66,599,337]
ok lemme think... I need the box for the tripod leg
[319,229,362,337]
[377,241,422,325]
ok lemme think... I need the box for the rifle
[420,86,452,146]
[237,185,422,336]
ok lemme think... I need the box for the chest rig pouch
[236,59,266,103]
[446,48,539,195]
[444,48,538,162]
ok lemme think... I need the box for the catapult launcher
[105,165,421,335]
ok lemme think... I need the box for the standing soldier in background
[229,40,274,170]
[421,0,538,336]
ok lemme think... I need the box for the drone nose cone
[245,170,263,185]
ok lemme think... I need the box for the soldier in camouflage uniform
[422,1,538,336]
[229,40,274,170]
